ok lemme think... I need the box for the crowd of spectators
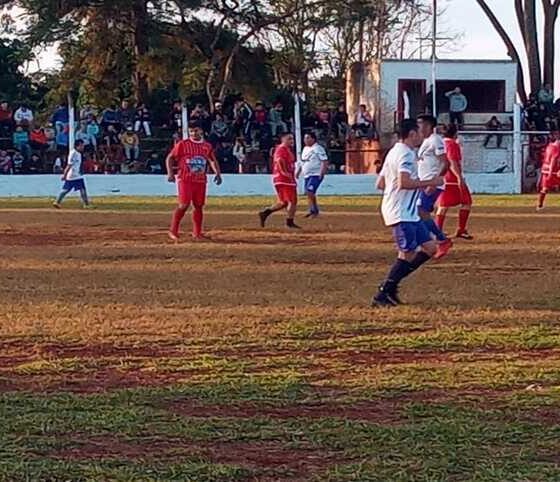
[523,84,560,132]
[0,96,377,175]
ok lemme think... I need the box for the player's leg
[373,222,435,307]
[537,187,548,211]
[191,182,207,239]
[169,179,191,240]
[285,187,300,229]
[418,191,447,242]
[456,186,473,239]
[305,176,322,217]
[435,206,448,230]
[53,187,71,207]
[79,185,90,207]
[259,185,289,227]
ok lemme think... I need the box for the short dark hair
[417,114,437,128]
[442,123,458,138]
[280,132,293,139]
[304,131,317,141]
[75,139,85,148]
[398,119,419,140]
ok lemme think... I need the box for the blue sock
[424,218,447,242]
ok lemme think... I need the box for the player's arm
[376,174,385,191]
[61,163,71,181]
[207,149,222,185]
[398,171,443,190]
[319,148,329,178]
[165,152,176,183]
[295,162,302,179]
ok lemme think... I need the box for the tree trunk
[475,0,528,103]
[523,0,542,93]
[542,1,560,88]
[132,0,149,102]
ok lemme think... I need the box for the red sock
[192,206,203,237]
[435,213,446,230]
[538,192,546,208]
[458,209,470,232]
[170,207,187,236]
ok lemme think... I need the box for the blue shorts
[418,189,443,213]
[62,179,86,191]
[304,176,323,194]
[392,221,432,252]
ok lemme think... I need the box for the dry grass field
[1,195,560,482]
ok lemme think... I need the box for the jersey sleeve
[317,145,328,161]
[398,152,415,174]
[68,152,79,165]
[434,136,446,156]
[170,142,182,158]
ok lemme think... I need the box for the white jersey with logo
[379,142,421,226]
[66,149,83,180]
[418,133,446,183]
[300,143,328,177]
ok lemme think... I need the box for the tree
[475,0,560,102]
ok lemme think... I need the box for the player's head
[304,132,317,147]
[398,118,420,146]
[442,123,458,139]
[280,132,295,147]
[417,114,437,138]
[74,139,85,152]
[189,126,204,141]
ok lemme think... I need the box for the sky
[25,0,560,94]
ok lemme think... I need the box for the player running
[259,132,300,229]
[297,132,328,218]
[416,115,453,259]
[436,124,473,239]
[166,126,222,241]
[537,130,560,211]
[373,119,443,307]
[53,139,91,209]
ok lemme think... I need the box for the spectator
[86,115,100,140]
[333,103,349,141]
[316,106,331,136]
[146,152,163,174]
[52,156,63,174]
[134,103,152,137]
[190,104,210,132]
[12,126,31,160]
[484,116,503,148]
[120,125,140,163]
[44,123,56,151]
[212,101,224,120]
[76,123,97,152]
[353,104,375,138]
[538,84,554,107]
[80,104,97,121]
[55,123,69,152]
[118,99,136,127]
[101,104,121,131]
[268,102,287,137]
[28,153,42,173]
[103,124,122,163]
[233,137,247,173]
[13,105,34,128]
[0,101,13,136]
[12,151,24,173]
[170,101,183,130]
[254,102,268,125]
[29,126,49,152]
[445,87,468,128]
[233,98,253,138]
[0,150,13,174]
[51,104,69,133]
[210,113,230,145]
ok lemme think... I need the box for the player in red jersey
[259,132,300,229]
[435,124,473,239]
[166,126,222,241]
[537,130,560,211]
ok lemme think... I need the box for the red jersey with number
[541,142,560,177]
[272,144,296,186]
[170,139,214,183]
[443,138,463,184]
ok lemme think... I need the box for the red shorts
[438,184,472,207]
[540,174,560,191]
[275,184,297,205]
[177,179,206,206]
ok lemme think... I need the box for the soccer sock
[170,207,187,236]
[458,209,470,232]
[192,206,204,236]
[56,189,70,204]
[409,251,432,270]
[424,218,447,242]
[381,259,413,292]
[79,188,89,206]
[538,192,546,208]
[435,213,446,230]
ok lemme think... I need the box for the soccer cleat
[456,231,474,240]
[168,231,180,243]
[259,210,270,228]
[52,202,61,209]
[286,220,302,229]
[192,233,211,242]
[371,291,398,308]
[536,206,545,212]
[434,238,453,260]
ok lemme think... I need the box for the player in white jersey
[53,139,90,209]
[417,115,453,259]
[297,132,329,218]
[372,119,443,307]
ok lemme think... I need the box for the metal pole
[513,103,522,194]
[294,92,303,163]
[67,92,75,149]
[431,0,437,118]
[181,99,189,140]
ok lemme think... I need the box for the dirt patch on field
[52,434,350,480]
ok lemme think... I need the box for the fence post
[67,92,75,149]
[181,99,189,140]
[293,92,302,163]
[513,103,522,194]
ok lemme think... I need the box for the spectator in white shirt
[13,105,34,128]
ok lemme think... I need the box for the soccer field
[1,195,560,482]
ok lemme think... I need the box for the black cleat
[286,219,301,229]
[259,210,270,228]
[371,291,398,308]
